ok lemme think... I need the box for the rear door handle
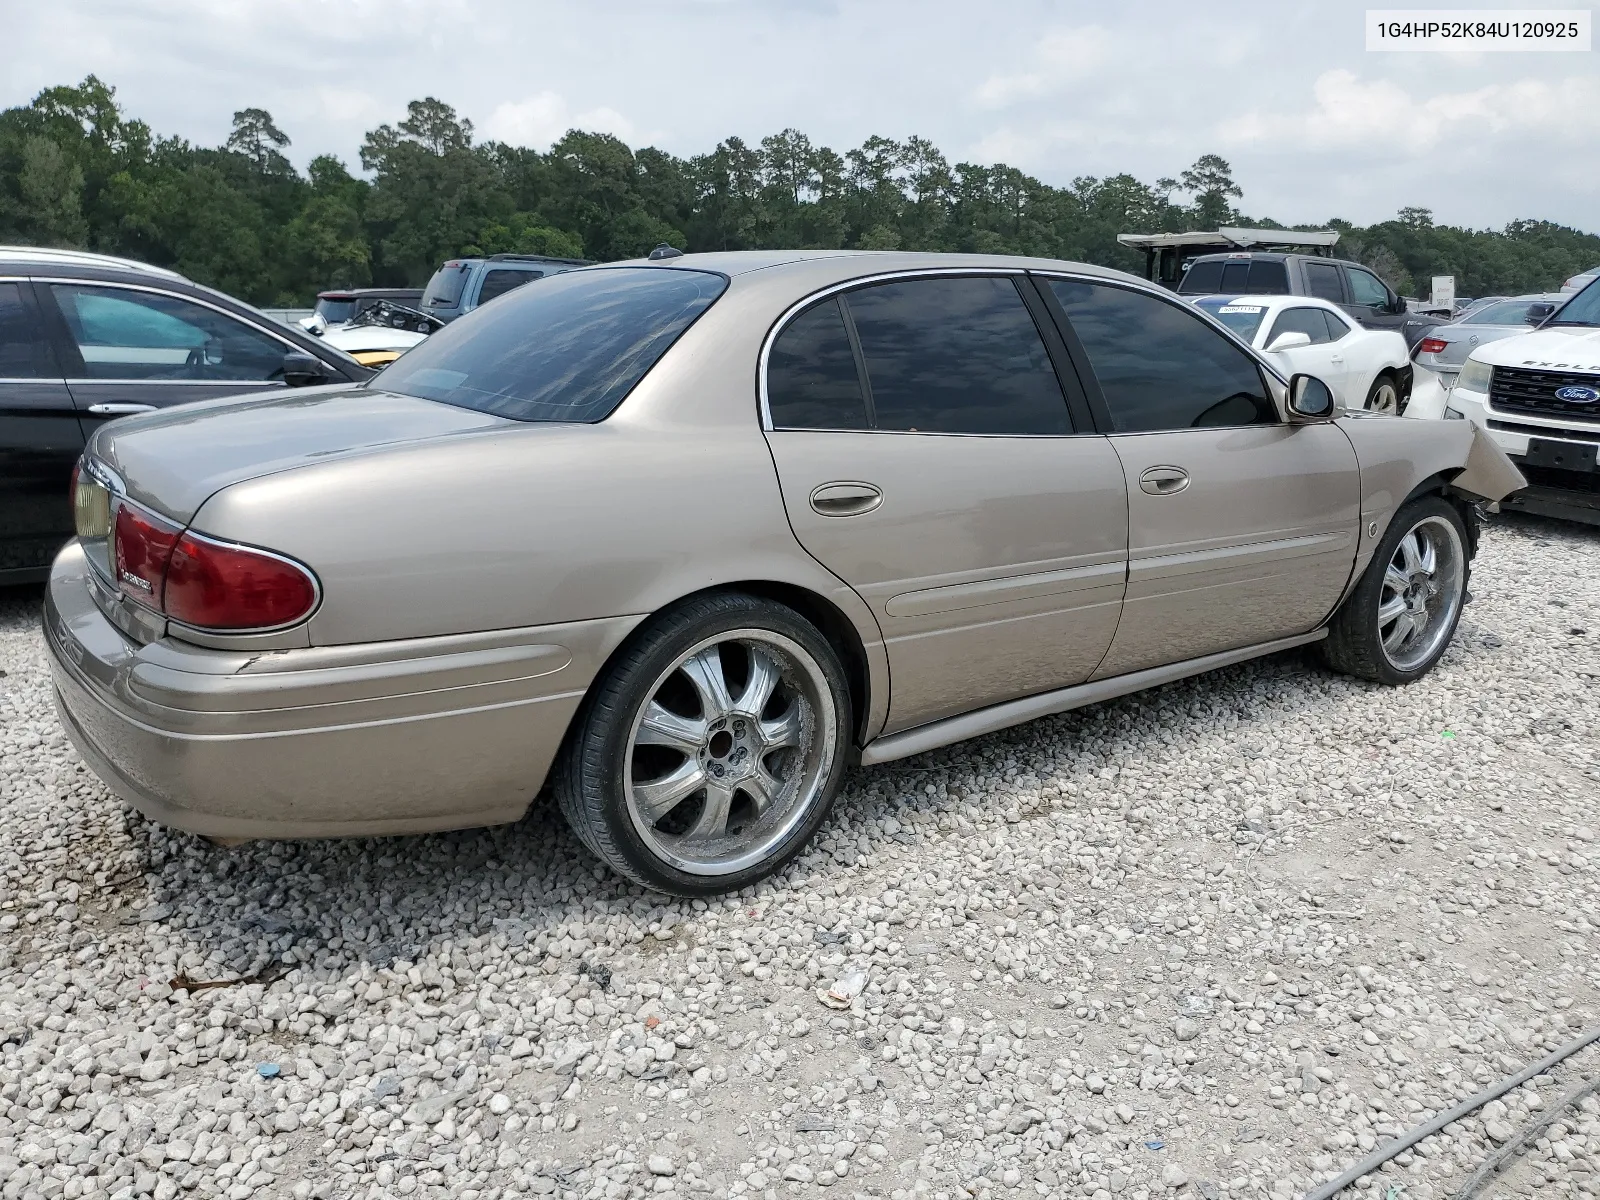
[809,481,883,517]
[1137,465,1190,496]
[86,403,157,416]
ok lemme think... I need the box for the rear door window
[380,267,726,422]
[841,276,1071,435]
[767,298,869,429]
[478,269,540,306]
[1048,279,1276,432]
[1305,262,1344,302]
[47,284,289,381]
[0,283,57,377]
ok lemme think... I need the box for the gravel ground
[3,514,1600,1200]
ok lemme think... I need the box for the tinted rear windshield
[379,267,728,422]
[315,298,356,324]
[422,264,470,307]
[1462,300,1537,326]
[1193,297,1268,341]
[1178,258,1288,295]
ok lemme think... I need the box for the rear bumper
[44,542,637,840]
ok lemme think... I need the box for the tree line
[2,76,1596,306]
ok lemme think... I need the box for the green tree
[1179,153,1242,228]
[17,136,87,245]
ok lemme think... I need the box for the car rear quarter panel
[189,273,893,737]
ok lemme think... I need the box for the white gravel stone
[3,518,1600,1200]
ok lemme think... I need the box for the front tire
[1321,496,1469,685]
[554,592,852,895]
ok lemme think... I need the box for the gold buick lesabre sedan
[44,251,1525,895]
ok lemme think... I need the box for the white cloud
[1219,68,1600,155]
[482,91,656,149]
[973,25,1111,109]
[2,1,1598,229]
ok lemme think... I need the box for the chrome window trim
[757,265,1095,438]
[31,275,306,382]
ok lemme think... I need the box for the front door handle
[86,403,157,416]
[1138,465,1190,496]
[810,481,883,517]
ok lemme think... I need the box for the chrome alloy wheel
[1377,514,1465,672]
[623,628,837,876]
[1367,378,1400,414]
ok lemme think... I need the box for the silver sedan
[44,252,1524,895]
[1413,293,1567,386]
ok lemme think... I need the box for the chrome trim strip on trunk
[858,628,1328,765]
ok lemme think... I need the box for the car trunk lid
[85,385,511,523]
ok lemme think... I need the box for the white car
[1191,294,1413,413]
[300,308,431,369]
[1564,265,1599,293]
[1444,281,1600,524]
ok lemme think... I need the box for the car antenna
[647,243,684,261]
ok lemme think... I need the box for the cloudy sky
[6,0,1598,231]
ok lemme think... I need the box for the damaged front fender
[1452,424,1528,504]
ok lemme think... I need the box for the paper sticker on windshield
[1218,305,1264,314]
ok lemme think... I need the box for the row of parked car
[0,247,594,583]
[1171,245,1600,527]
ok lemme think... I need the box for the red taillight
[111,502,318,631]
[113,504,182,609]
[163,534,318,631]
[1416,337,1448,355]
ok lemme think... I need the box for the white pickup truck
[1446,280,1600,525]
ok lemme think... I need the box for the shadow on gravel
[110,643,1342,985]
[39,510,1584,986]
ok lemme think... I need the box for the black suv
[1178,252,1437,348]
[0,246,371,584]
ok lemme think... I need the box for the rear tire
[554,592,852,896]
[1365,372,1401,415]
[1321,496,1469,685]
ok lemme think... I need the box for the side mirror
[298,314,327,336]
[1388,292,1407,314]
[281,351,329,387]
[1266,331,1313,352]
[1288,373,1336,421]
[1525,302,1557,325]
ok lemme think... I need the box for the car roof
[317,287,422,298]
[0,244,187,280]
[601,249,1148,285]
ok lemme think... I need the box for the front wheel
[1321,496,1469,685]
[554,592,852,895]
